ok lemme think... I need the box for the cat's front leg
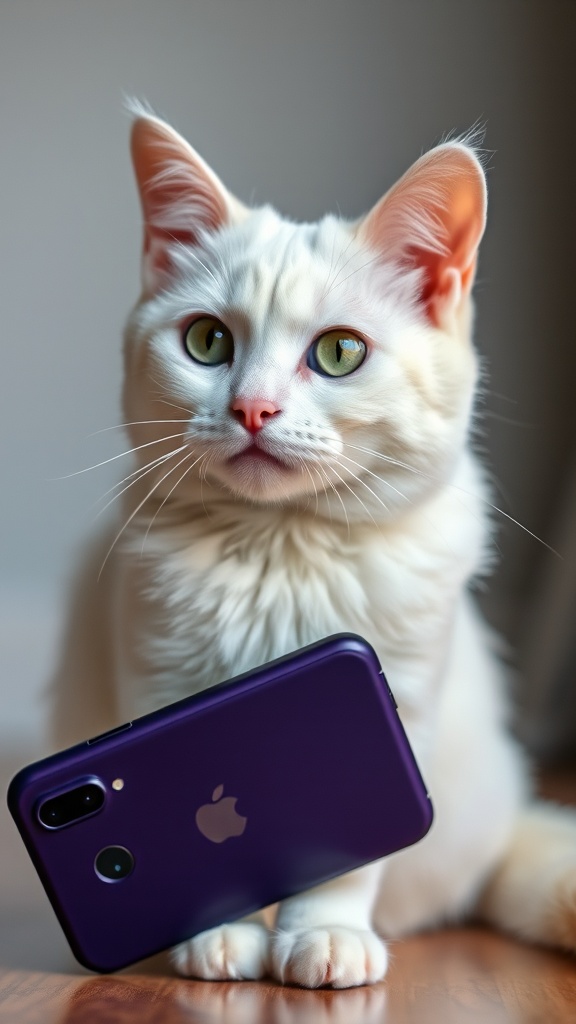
[270,861,387,989]
[172,911,270,981]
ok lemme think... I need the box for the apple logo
[195,784,248,843]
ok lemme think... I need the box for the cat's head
[123,107,486,524]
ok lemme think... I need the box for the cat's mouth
[228,443,289,470]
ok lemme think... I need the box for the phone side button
[87,722,133,745]
[379,670,399,710]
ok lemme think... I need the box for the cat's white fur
[51,110,576,988]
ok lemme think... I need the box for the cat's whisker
[141,448,209,553]
[301,459,320,518]
[146,396,188,416]
[472,498,558,556]
[320,229,356,303]
[346,441,559,556]
[146,374,194,416]
[318,463,349,535]
[150,396,194,416]
[324,251,385,297]
[196,454,208,509]
[321,229,366,302]
[482,389,519,406]
[309,463,333,524]
[55,432,187,480]
[94,446,188,506]
[482,410,534,429]
[198,453,214,520]
[321,224,339,301]
[330,455,391,517]
[338,446,412,506]
[98,446,203,581]
[339,444,475,556]
[293,457,314,515]
[200,452,213,484]
[329,461,375,529]
[323,458,379,536]
[88,419,189,437]
[323,245,363,298]
[94,445,190,523]
[343,441,418,474]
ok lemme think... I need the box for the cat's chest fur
[116,455,486,727]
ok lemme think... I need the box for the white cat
[51,107,576,988]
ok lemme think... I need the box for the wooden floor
[2,751,576,1023]
[2,928,576,1024]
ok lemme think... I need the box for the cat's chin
[207,448,312,505]
[228,445,288,473]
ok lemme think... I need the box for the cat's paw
[270,926,388,989]
[172,922,269,980]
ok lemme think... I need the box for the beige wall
[0,0,574,749]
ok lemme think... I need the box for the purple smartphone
[8,634,432,973]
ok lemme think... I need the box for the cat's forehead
[161,207,415,346]
[200,209,356,332]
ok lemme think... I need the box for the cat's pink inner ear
[130,116,241,290]
[360,144,487,328]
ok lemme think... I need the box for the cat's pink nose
[231,398,281,434]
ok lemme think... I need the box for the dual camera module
[38,782,105,828]
[37,781,134,881]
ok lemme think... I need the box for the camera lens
[94,846,134,882]
[38,782,105,829]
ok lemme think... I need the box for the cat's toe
[270,926,388,989]
[172,922,269,980]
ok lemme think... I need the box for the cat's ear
[130,112,247,293]
[358,141,487,329]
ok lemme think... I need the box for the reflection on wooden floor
[2,752,576,1022]
[2,929,576,1024]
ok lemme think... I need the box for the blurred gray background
[1,0,575,757]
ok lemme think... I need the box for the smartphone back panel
[8,634,432,972]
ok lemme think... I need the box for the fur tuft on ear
[128,103,247,293]
[358,139,487,329]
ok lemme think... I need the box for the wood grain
[2,754,576,1023]
[1,928,576,1024]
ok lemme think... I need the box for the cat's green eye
[184,317,234,366]
[309,330,367,377]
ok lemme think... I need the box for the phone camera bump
[94,846,134,882]
[38,782,105,829]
